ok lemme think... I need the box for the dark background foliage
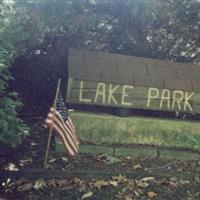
[10,0,200,115]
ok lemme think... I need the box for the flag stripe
[47,116,78,153]
[65,119,79,146]
[66,121,79,147]
[48,111,79,150]
[64,121,79,150]
[68,117,75,133]
[45,119,76,156]
[46,118,77,155]
[68,117,75,132]
[46,113,78,153]
[65,118,75,135]
[67,117,79,144]
[50,109,79,147]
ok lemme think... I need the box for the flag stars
[56,92,69,121]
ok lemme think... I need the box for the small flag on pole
[45,91,79,157]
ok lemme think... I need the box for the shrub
[0,1,29,147]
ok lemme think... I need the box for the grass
[70,111,200,150]
[56,111,200,160]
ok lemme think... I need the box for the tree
[9,0,200,114]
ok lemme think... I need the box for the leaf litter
[1,123,200,199]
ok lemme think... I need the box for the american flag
[45,91,79,156]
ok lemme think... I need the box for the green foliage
[12,0,199,62]
[0,1,29,147]
[8,0,199,60]
[0,93,29,146]
[8,0,200,112]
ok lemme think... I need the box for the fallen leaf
[194,175,200,182]
[6,178,11,185]
[19,158,32,166]
[30,142,37,146]
[73,178,81,184]
[48,158,56,163]
[109,181,118,187]
[5,163,19,171]
[187,190,192,197]
[13,178,27,187]
[170,177,177,182]
[112,175,127,183]
[81,191,93,199]
[140,177,155,182]
[47,179,70,188]
[61,157,68,162]
[18,183,33,191]
[97,154,107,161]
[97,154,121,164]
[78,183,87,192]
[105,156,121,165]
[122,187,128,193]
[147,191,157,199]
[33,179,46,190]
[124,195,133,200]
[177,167,186,172]
[125,156,131,160]
[94,180,109,189]
[133,164,142,170]
[134,190,140,197]
[46,179,57,187]
[169,181,177,190]
[137,181,149,189]
[179,179,190,185]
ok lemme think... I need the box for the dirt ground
[1,122,200,200]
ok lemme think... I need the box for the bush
[0,1,29,147]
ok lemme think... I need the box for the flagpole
[44,78,61,168]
